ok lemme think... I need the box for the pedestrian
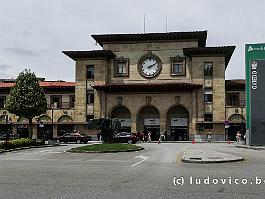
[136,131,140,142]
[207,131,212,142]
[164,131,168,141]
[148,131,151,142]
[236,131,241,144]
[141,131,145,142]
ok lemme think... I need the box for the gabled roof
[62,50,116,61]
[92,82,202,92]
[183,46,236,68]
[92,31,207,47]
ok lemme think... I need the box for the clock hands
[147,62,157,68]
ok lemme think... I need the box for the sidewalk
[182,149,244,164]
[236,144,265,150]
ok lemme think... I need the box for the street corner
[181,149,244,164]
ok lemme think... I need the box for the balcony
[47,102,74,109]
[226,100,245,107]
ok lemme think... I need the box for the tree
[5,69,47,139]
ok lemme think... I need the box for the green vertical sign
[245,43,265,145]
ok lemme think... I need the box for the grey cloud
[0,64,15,70]
[2,47,39,56]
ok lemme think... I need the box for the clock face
[138,54,162,78]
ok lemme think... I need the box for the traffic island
[182,149,244,164]
[68,143,144,153]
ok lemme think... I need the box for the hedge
[0,138,45,150]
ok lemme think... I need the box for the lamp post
[51,103,54,139]
[3,110,8,144]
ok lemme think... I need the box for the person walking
[164,131,168,141]
[207,131,212,142]
[236,131,241,144]
[148,131,152,142]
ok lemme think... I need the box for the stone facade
[63,31,237,141]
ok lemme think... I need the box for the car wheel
[76,140,81,144]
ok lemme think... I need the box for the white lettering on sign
[251,61,258,90]
[144,118,160,126]
[119,119,131,127]
[171,118,188,126]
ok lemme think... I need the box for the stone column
[160,115,166,134]
[131,111,137,133]
[53,125,57,138]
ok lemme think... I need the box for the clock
[137,53,162,78]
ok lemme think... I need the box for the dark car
[0,132,16,140]
[113,132,137,144]
[57,133,92,144]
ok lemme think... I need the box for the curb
[182,157,244,164]
[0,144,60,154]
[68,146,145,153]
[236,145,265,150]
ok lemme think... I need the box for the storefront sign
[119,119,131,127]
[144,118,160,126]
[171,118,188,127]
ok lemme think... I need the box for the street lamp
[51,103,54,139]
[3,110,8,144]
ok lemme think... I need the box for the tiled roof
[0,81,75,89]
[92,31,207,47]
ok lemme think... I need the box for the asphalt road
[0,143,264,199]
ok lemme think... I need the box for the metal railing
[47,102,74,109]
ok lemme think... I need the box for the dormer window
[171,56,186,76]
[114,58,129,77]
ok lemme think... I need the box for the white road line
[131,155,149,167]
[39,149,54,153]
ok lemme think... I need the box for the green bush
[0,138,44,150]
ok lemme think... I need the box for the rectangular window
[0,96,6,108]
[50,95,62,109]
[69,95,75,108]
[204,90,213,103]
[114,58,129,77]
[87,92,94,104]
[204,114,213,122]
[87,65,94,80]
[204,63,213,77]
[226,93,240,106]
[171,57,186,76]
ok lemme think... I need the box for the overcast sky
[0,0,264,81]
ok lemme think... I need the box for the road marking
[39,149,54,153]
[131,155,149,167]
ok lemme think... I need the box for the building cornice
[92,31,207,47]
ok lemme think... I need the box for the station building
[63,31,243,141]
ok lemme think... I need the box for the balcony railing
[226,100,245,107]
[47,102,74,109]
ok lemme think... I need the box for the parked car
[56,133,92,144]
[113,132,137,144]
[0,132,16,140]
